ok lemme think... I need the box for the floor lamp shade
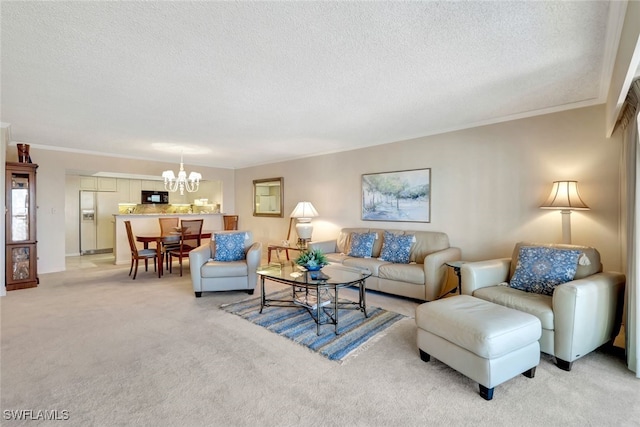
[540,181,589,211]
[290,202,319,241]
[540,181,589,244]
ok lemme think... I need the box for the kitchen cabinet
[141,180,165,192]
[117,178,143,204]
[80,176,97,190]
[97,177,117,191]
[5,162,38,290]
[192,181,216,203]
[79,176,116,191]
[129,180,142,203]
[116,179,130,203]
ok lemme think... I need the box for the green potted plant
[295,248,329,271]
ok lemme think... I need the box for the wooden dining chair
[223,215,238,230]
[124,220,158,279]
[159,217,180,270]
[168,219,204,276]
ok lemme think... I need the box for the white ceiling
[0,1,628,169]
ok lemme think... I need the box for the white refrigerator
[79,190,120,254]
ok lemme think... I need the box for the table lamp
[290,201,319,248]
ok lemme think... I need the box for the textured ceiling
[0,1,624,169]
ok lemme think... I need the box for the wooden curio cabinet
[5,162,38,290]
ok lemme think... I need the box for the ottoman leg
[479,385,494,401]
[419,349,431,362]
[522,367,536,378]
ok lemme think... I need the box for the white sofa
[460,242,625,371]
[189,230,262,297]
[309,228,461,301]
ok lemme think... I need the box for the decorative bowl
[303,264,324,271]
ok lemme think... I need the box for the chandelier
[161,152,201,195]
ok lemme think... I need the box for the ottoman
[416,295,541,400]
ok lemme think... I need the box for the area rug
[220,290,406,362]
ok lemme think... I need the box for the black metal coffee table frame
[257,263,371,335]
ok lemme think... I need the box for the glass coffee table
[256,263,372,335]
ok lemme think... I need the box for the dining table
[136,231,213,277]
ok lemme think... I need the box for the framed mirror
[253,177,284,217]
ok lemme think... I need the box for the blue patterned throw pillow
[380,231,413,264]
[348,232,376,258]
[213,233,246,262]
[509,247,581,295]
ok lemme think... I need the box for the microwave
[141,190,169,204]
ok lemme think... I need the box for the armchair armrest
[308,240,338,254]
[189,243,213,291]
[246,242,263,289]
[553,271,626,363]
[460,258,511,295]
[423,247,462,300]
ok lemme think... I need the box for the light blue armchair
[189,230,262,297]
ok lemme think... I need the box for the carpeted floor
[1,257,639,426]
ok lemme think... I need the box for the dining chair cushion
[138,249,157,257]
[213,232,247,262]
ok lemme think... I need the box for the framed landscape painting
[362,168,431,223]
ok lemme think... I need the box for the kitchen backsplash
[118,203,220,215]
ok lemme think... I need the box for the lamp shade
[540,181,589,211]
[290,202,319,219]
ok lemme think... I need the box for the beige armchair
[189,230,262,297]
[460,242,625,371]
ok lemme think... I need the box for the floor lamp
[540,180,590,244]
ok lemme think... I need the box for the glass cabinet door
[10,172,30,242]
[10,245,33,281]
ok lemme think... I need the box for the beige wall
[2,104,625,275]
[3,148,235,274]
[235,105,624,272]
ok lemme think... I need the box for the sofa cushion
[379,263,425,285]
[324,252,349,264]
[213,232,246,262]
[324,252,350,264]
[510,242,601,280]
[408,231,451,263]
[348,232,376,258]
[509,246,581,295]
[380,231,413,264]
[343,257,391,276]
[473,285,554,330]
[201,260,248,278]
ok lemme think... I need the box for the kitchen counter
[113,213,224,265]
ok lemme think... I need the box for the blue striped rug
[221,290,406,362]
